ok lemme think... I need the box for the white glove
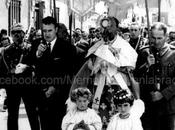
[15,63,28,74]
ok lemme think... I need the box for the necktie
[48,42,51,53]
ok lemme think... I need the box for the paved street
[0,102,31,130]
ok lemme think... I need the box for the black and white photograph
[0,0,175,130]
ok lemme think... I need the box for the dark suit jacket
[34,37,77,96]
[31,37,78,130]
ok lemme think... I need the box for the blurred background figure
[129,22,141,51]
[0,36,11,47]
[88,27,96,38]
[1,29,8,38]
[35,29,42,40]
[73,28,83,44]
[168,31,175,45]
[95,27,102,40]
[0,29,11,47]
[57,23,70,41]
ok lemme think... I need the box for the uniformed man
[140,22,175,130]
[0,23,40,130]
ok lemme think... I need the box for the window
[8,0,21,34]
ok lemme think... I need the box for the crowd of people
[0,15,175,130]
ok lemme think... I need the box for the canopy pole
[53,0,57,22]
[144,0,150,39]
[69,11,73,41]
[158,0,161,22]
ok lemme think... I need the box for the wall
[21,0,29,32]
[42,0,69,29]
[0,0,30,34]
[56,1,69,29]
[0,1,9,32]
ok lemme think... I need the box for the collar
[119,113,130,119]
[159,43,169,57]
[107,35,117,45]
[76,108,88,112]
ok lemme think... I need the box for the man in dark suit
[34,16,77,130]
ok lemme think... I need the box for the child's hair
[70,87,92,103]
[113,89,134,106]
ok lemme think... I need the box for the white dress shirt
[48,37,57,52]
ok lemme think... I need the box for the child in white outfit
[107,89,145,130]
[62,87,102,130]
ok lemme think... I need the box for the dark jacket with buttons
[144,44,175,115]
[0,43,33,75]
[0,42,34,88]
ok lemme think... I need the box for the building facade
[0,0,70,35]
[0,0,29,34]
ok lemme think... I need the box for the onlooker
[57,23,70,41]
[168,31,175,46]
[1,29,8,38]
[0,36,11,47]
[129,22,146,52]
[34,29,42,40]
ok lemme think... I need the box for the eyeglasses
[130,29,139,32]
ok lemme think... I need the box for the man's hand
[45,86,56,98]
[36,43,47,58]
[15,63,28,74]
[147,54,155,67]
[151,91,163,102]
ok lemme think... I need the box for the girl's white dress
[61,108,102,130]
[107,99,145,130]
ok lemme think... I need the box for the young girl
[62,87,102,130]
[107,89,145,130]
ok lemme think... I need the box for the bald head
[151,22,167,35]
